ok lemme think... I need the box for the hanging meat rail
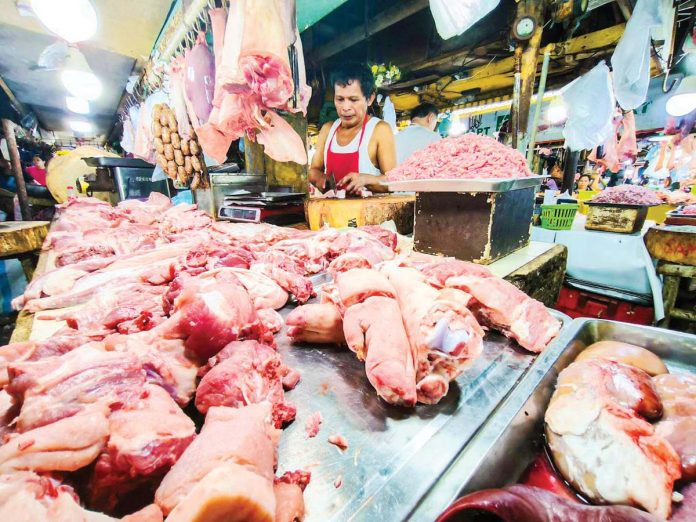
[115,0,223,116]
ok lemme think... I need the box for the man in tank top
[309,63,396,195]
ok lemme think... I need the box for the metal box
[413,187,536,264]
[585,202,649,234]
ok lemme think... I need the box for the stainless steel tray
[276,303,571,521]
[410,318,696,520]
[383,175,546,193]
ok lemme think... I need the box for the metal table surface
[276,302,571,521]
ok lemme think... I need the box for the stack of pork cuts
[287,258,560,405]
[0,193,404,519]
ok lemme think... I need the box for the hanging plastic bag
[611,0,662,110]
[383,96,397,132]
[562,62,615,151]
[429,0,500,40]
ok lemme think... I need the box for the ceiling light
[61,47,102,100]
[666,76,696,117]
[69,120,93,133]
[31,0,97,43]
[66,96,89,114]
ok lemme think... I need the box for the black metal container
[413,186,536,264]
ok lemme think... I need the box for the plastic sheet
[611,0,662,110]
[562,62,615,152]
[429,0,500,40]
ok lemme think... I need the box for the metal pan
[82,157,154,168]
[410,318,696,520]
[275,305,571,521]
[383,175,546,193]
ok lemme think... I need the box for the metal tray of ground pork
[407,318,696,520]
[383,175,546,193]
[274,301,571,521]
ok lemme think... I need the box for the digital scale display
[218,206,261,222]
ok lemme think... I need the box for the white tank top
[324,117,382,176]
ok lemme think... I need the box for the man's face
[34,158,45,169]
[334,81,373,127]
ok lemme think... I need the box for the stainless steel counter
[409,319,696,520]
[276,304,571,521]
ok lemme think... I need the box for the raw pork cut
[0,472,164,522]
[7,345,145,431]
[156,270,271,360]
[155,403,279,516]
[195,340,296,427]
[184,32,215,124]
[200,0,307,164]
[0,408,108,473]
[383,266,484,404]
[387,133,532,181]
[87,385,196,512]
[104,334,197,406]
[653,373,696,481]
[336,268,397,308]
[545,360,681,519]
[436,485,658,522]
[343,296,417,407]
[444,275,559,353]
[0,333,92,387]
[286,303,344,344]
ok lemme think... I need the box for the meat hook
[663,69,678,93]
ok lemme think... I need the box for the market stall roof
[0,0,171,138]
[300,0,653,116]
[297,0,350,33]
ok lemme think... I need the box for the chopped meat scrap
[328,434,348,452]
[334,475,343,489]
[304,412,323,438]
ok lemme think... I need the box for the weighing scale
[218,191,305,225]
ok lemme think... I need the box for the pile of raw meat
[681,204,696,215]
[287,258,560,405]
[0,193,396,520]
[592,185,662,205]
[0,193,561,518]
[386,133,533,182]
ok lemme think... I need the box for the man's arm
[308,123,333,190]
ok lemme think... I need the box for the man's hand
[337,172,368,195]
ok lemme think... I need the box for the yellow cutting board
[305,194,415,233]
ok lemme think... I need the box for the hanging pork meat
[185,32,215,125]
[198,0,310,165]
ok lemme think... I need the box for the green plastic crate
[540,204,579,230]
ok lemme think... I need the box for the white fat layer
[201,291,227,314]
[548,408,669,518]
[427,317,469,354]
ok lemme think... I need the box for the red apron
[325,116,370,184]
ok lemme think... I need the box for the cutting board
[0,221,49,256]
[645,225,696,266]
[305,194,414,234]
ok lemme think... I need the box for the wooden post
[1,119,30,220]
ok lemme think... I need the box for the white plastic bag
[611,0,662,110]
[383,96,397,132]
[429,0,500,40]
[562,62,615,151]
